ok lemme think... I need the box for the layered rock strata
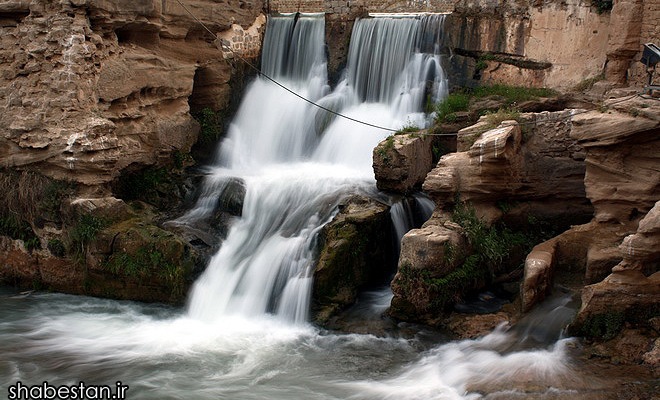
[0,0,265,300]
[389,110,593,324]
[521,97,659,325]
[0,0,265,186]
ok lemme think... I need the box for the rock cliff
[445,0,658,90]
[0,0,266,300]
[1,0,265,186]
[388,109,595,324]
[388,93,659,328]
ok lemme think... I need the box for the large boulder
[312,196,395,324]
[388,218,468,324]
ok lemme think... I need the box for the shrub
[483,108,521,127]
[68,214,107,262]
[47,239,66,257]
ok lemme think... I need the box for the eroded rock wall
[0,0,265,187]
[388,111,594,325]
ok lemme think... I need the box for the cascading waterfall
[185,13,449,324]
[0,13,594,400]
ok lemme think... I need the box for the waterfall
[390,193,436,248]
[185,14,448,324]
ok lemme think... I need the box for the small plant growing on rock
[193,107,223,146]
[483,107,521,128]
[68,214,107,263]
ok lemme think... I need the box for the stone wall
[268,0,457,16]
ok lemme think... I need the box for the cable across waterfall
[184,13,449,323]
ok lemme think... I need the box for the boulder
[373,133,436,194]
[388,217,468,325]
[570,270,660,340]
[312,196,395,324]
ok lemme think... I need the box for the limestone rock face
[571,105,660,224]
[521,240,557,312]
[0,0,265,186]
[373,133,436,194]
[446,0,611,89]
[571,270,660,339]
[424,111,591,225]
[389,111,595,325]
[424,121,523,216]
[617,200,660,271]
[605,0,644,84]
[582,201,660,335]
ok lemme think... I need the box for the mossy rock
[85,218,197,304]
[312,196,395,324]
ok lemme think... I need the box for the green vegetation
[113,166,182,209]
[193,107,223,146]
[435,92,470,123]
[105,245,187,298]
[450,202,531,268]
[396,121,421,134]
[47,239,66,257]
[471,84,556,103]
[434,84,556,124]
[402,201,551,311]
[376,135,395,166]
[573,73,604,92]
[0,170,74,252]
[579,312,625,340]
[68,214,107,262]
[483,108,521,127]
[0,215,40,251]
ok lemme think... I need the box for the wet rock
[312,196,395,324]
[570,270,660,340]
[388,217,468,325]
[521,240,557,312]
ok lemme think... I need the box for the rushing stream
[1,14,589,400]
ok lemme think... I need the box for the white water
[182,14,448,323]
[0,15,586,400]
[0,288,582,399]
